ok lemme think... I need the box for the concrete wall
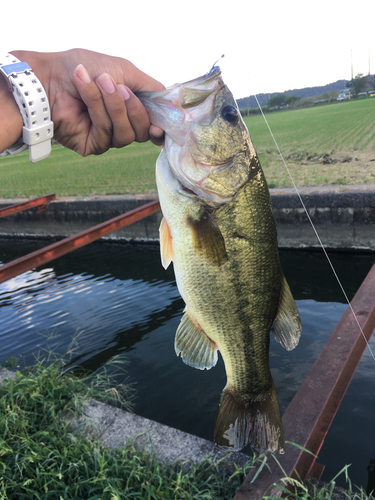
[0,185,374,250]
[0,195,162,242]
[271,185,375,250]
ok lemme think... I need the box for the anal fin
[175,308,218,370]
[159,217,174,270]
[271,275,302,351]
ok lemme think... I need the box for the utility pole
[369,48,371,76]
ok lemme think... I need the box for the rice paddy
[0,98,374,198]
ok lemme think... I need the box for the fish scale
[215,177,280,391]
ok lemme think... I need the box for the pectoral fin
[159,217,174,270]
[175,308,218,370]
[187,210,227,267]
[271,276,302,351]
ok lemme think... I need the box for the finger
[73,64,113,155]
[149,124,165,146]
[117,86,152,143]
[96,74,136,147]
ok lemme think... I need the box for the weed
[0,357,17,369]
[262,457,375,500]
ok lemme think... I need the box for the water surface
[0,239,374,491]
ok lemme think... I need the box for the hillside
[237,78,350,109]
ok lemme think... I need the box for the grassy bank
[1,359,374,499]
[0,358,253,500]
[0,98,374,198]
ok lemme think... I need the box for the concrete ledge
[67,398,250,472]
[271,185,375,250]
[0,185,374,250]
[0,368,17,386]
[270,184,375,208]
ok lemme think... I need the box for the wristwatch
[0,53,54,162]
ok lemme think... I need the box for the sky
[1,0,374,99]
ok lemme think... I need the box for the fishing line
[253,94,375,363]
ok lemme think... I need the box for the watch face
[0,61,31,78]
[0,55,21,90]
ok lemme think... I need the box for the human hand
[11,49,165,156]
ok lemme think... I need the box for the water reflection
[0,238,374,490]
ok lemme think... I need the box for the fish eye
[221,105,239,125]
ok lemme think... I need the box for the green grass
[0,350,253,500]
[245,99,375,153]
[244,98,375,188]
[1,350,373,499]
[1,98,375,198]
[0,141,160,199]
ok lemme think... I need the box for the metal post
[234,264,375,499]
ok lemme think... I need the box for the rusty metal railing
[0,193,56,218]
[234,264,375,499]
[0,199,160,284]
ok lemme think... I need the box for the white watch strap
[0,53,54,162]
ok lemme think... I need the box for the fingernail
[97,73,116,94]
[151,127,164,138]
[75,64,91,84]
[118,85,130,101]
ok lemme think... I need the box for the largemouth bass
[138,67,301,453]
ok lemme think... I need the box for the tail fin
[214,382,284,453]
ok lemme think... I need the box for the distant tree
[267,93,300,108]
[285,95,300,105]
[267,93,286,108]
[347,73,367,96]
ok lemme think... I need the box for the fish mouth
[136,68,223,144]
[180,65,222,87]
[136,66,222,100]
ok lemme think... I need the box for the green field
[1,98,374,198]
[245,97,375,188]
[0,141,160,199]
